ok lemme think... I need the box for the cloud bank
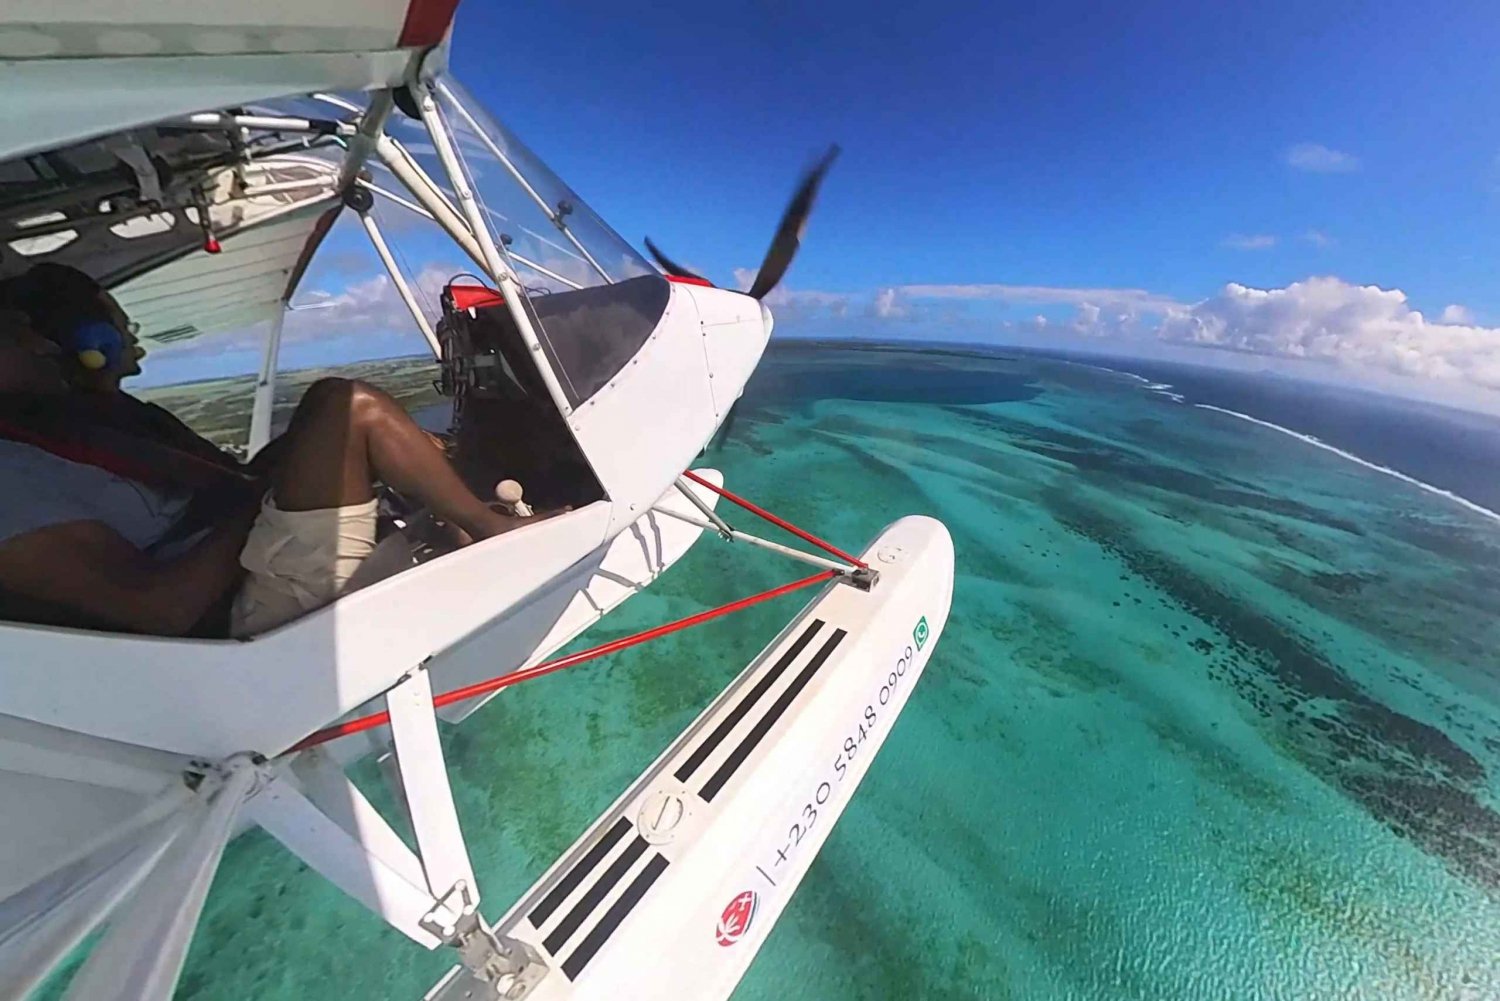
[764,275,1500,396]
[287,265,450,340]
[147,246,1500,406]
[1058,277,1500,391]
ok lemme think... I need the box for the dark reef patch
[942,406,1365,536]
[1388,513,1500,563]
[738,356,1045,412]
[1307,570,1381,595]
[1054,500,1500,895]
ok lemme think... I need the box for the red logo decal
[715,890,759,946]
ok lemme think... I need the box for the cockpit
[0,83,677,638]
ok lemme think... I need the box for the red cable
[681,470,868,568]
[284,569,837,754]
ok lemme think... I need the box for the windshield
[390,80,655,293]
[400,79,666,407]
[235,84,668,408]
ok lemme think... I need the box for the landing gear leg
[260,666,555,997]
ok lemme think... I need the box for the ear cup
[70,320,124,371]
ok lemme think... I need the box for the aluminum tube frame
[360,181,585,291]
[649,505,858,576]
[357,209,442,359]
[168,112,355,137]
[675,477,733,538]
[239,179,339,198]
[372,133,491,274]
[335,90,395,192]
[434,78,613,285]
[413,78,577,417]
[247,305,286,457]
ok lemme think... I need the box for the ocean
[54,342,1500,999]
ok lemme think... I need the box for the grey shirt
[0,439,192,551]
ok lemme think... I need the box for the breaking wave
[1195,404,1500,525]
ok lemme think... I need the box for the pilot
[1,262,242,471]
[0,268,533,637]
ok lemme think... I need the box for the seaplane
[0,4,954,999]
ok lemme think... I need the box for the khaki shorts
[229,495,378,637]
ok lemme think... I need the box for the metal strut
[287,570,836,753]
[265,476,871,997]
[286,473,869,753]
[680,469,870,568]
[669,471,878,590]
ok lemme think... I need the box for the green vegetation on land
[136,355,444,454]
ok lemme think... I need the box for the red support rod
[284,569,838,755]
[681,469,867,568]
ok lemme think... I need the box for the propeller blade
[643,237,706,283]
[745,144,840,301]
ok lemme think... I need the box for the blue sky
[465,0,1496,310]
[142,0,1500,408]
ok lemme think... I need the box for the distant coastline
[773,340,1500,523]
[1060,356,1500,525]
[136,339,1500,523]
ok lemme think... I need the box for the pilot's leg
[270,377,522,541]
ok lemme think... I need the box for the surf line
[1075,362,1186,402]
[1195,404,1500,526]
[1075,362,1151,384]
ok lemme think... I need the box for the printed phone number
[758,642,916,879]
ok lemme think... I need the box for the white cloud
[732,266,856,319]
[1301,229,1334,248]
[1285,143,1360,173]
[971,275,1500,394]
[870,287,906,318]
[1072,302,1102,332]
[1222,234,1277,250]
[160,260,1500,401]
[287,265,452,341]
[1141,277,1500,389]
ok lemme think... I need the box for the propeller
[643,237,705,284]
[646,144,840,299]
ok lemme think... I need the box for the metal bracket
[841,566,880,592]
[418,879,478,942]
[674,477,733,540]
[424,913,550,1001]
[103,132,163,205]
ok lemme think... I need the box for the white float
[0,6,955,998]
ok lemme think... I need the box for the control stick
[494,479,533,517]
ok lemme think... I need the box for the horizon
[134,1,1500,416]
[135,334,1500,430]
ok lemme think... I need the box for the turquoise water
[60,344,1500,999]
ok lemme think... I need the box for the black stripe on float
[700,627,847,803]
[673,619,825,782]
[562,853,671,980]
[543,836,649,955]
[529,816,632,928]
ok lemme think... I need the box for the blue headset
[67,320,125,372]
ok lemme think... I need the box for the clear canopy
[366,80,656,295]
[363,80,667,407]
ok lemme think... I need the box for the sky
[140,0,1500,410]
